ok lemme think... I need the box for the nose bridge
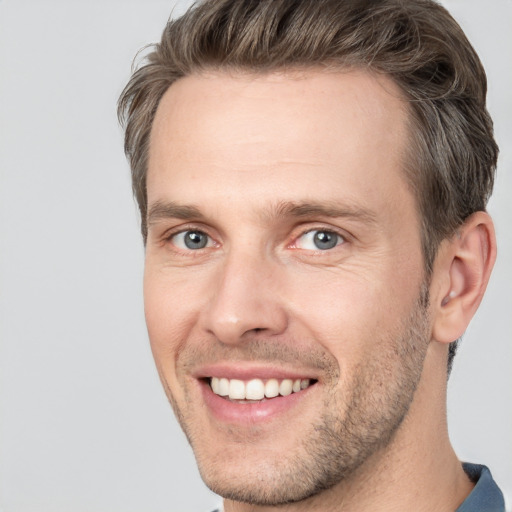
[201,245,287,344]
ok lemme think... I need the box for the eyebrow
[146,199,378,226]
[147,201,205,225]
[265,201,378,224]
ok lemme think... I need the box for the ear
[431,212,496,344]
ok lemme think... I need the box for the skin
[144,69,496,511]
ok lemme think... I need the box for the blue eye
[296,230,343,250]
[171,230,212,250]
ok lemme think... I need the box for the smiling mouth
[208,377,316,401]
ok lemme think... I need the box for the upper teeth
[210,377,311,400]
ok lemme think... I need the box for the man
[118,0,505,510]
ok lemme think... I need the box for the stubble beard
[164,286,431,507]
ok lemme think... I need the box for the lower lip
[199,380,314,425]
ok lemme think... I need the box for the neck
[223,344,473,512]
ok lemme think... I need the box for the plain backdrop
[0,1,510,511]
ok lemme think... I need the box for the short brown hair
[118,0,498,368]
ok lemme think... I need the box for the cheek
[284,265,423,363]
[143,267,201,375]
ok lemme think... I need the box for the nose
[200,250,288,345]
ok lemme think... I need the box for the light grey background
[0,1,510,511]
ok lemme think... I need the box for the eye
[170,230,213,250]
[295,229,344,251]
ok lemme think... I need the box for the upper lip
[192,362,320,381]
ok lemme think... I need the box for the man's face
[145,70,432,505]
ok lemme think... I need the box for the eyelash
[164,225,217,252]
[291,228,346,252]
[163,225,348,255]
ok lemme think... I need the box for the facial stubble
[162,285,431,507]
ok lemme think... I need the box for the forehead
[148,69,412,219]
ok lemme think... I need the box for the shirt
[456,463,505,512]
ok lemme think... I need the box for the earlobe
[431,212,496,344]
